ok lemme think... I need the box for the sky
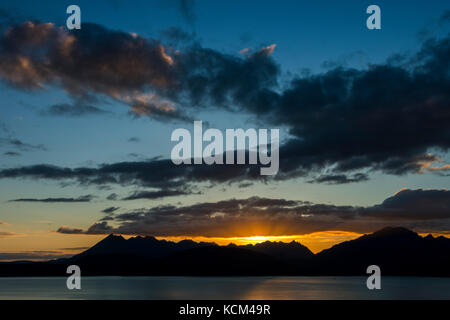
[0,0,449,259]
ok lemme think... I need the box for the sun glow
[239,235,299,244]
[157,231,364,253]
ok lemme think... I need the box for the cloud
[58,222,114,235]
[100,216,115,221]
[172,36,449,180]
[9,195,93,203]
[122,189,194,200]
[101,206,120,214]
[0,138,46,151]
[58,247,89,251]
[0,146,445,192]
[0,21,187,121]
[0,251,72,261]
[3,151,20,156]
[85,221,114,234]
[239,44,277,57]
[268,39,450,179]
[41,103,109,117]
[0,18,448,181]
[239,47,250,55]
[128,137,140,143]
[364,189,450,220]
[428,164,450,172]
[126,92,193,122]
[238,182,253,188]
[56,189,450,237]
[418,157,450,175]
[0,19,281,123]
[106,193,118,200]
[56,226,84,234]
[308,173,369,184]
[128,153,140,158]
[257,44,276,56]
[0,158,264,189]
[0,231,20,237]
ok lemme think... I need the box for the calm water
[0,276,449,300]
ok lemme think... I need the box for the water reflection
[0,276,449,300]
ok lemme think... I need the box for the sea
[1,276,449,300]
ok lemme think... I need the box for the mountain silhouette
[235,240,314,261]
[75,234,216,260]
[314,227,450,276]
[1,227,449,276]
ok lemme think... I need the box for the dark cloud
[57,189,450,237]
[0,19,279,122]
[85,221,114,234]
[308,173,369,184]
[0,138,46,151]
[127,137,140,143]
[42,103,109,117]
[170,44,280,110]
[270,38,450,178]
[3,151,20,156]
[56,226,83,234]
[0,158,264,189]
[238,182,253,188]
[10,195,93,203]
[364,189,450,220]
[100,216,115,221]
[0,18,448,181]
[122,188,193,200]
[102,206,120,214]
[0,145,445,192]
[0,21,188,121]
[106,193,118,200]
[170,36,449,179]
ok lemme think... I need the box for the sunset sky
[0,0,449,260]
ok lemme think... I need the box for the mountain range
[1,227,450,276]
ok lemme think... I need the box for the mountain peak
[101,234,125,243]
[371,227,418,238]
[105,233,124,239]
